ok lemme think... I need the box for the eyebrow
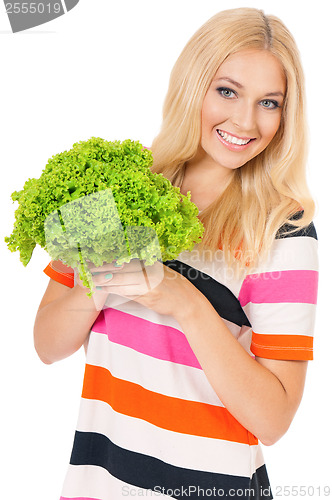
[214,77,285,98]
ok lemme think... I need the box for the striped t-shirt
[44,218,318,500]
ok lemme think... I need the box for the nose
[231,101,257,134]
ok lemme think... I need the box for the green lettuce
[5,137,204,295]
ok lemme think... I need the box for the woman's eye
[261,99,280,109]
[216,88,281,109]
[217,87,236,98]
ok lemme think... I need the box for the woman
[34,8,318,499]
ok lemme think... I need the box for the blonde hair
[150,7,315,275]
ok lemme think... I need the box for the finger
[96,282,150,296]
[93,269,147,287]
[88,261,125,273]
[88,258,144,274]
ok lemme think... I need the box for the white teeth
[217,130,251,145]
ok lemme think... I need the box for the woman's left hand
[89,259,199,321]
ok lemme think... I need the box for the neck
[180,156,235,212]
[183,153,234,194]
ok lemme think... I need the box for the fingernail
[92,272,100,276]
[114,262,123,268]
[105,273,113,280]
[96,286,103,291]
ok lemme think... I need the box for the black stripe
[70,431,272,499]
[276,212,317,240]
[163,260,251,327]
[250,464,274,499]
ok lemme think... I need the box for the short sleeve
[44,260,75,288]
[238,223,318,361]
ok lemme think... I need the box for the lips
[215,129,256,151]
[217,129,255,145]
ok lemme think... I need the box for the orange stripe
[251,332,313,361]
[82,364,258,445]
[43,261,75,288]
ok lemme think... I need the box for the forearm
[174,292,293,446]
[34,285,101,364]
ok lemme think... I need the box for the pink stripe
[239,270,318,306]
[92,308,201,369]
[60,497,101,500]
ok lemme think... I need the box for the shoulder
[241,211,318,282]
[275,210,317,241]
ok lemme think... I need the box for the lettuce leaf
[5,138,204,295]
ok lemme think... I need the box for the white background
[0,1,331,498]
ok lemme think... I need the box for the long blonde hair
[150,7,315,275]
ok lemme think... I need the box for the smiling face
[198,49,286,174]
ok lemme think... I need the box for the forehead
[214,49,286,92]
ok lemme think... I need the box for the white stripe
[251,444,265,475]
[61,463,169,499]
[86,331,225,407]
[76,397,260,477]
[243,302,317,336]
[250,237,318,275]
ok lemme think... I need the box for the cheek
[259,115,282,142]
[201,94,225,131]
[201,106,214,132]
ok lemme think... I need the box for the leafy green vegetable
[5,138,204,295]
